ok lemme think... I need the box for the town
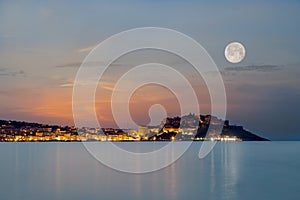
[0,114,268,142]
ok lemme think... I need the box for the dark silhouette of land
[147,114,269,141]
[0,114,269,142]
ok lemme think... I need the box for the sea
[0,142,299,200]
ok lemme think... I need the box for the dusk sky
[1,0,300,140]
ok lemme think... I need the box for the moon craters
[225,42,246,63]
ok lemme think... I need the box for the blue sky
[0,0,300,140]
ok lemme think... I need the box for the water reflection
[55,144,62,198]
[220,143,238,199]
[164,143,177,199]
[205,143,239,199]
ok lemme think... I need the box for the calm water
[0,142,300,200]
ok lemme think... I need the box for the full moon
[224,42,246,63]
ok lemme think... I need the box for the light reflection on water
[0,142,300,200]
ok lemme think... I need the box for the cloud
[76,45,96,53]
[100,84,115,92]
[55,62,82,68]
[54,61,109,68]
[59,79,114,89]
[60,82,74,88]
[0,67,25,77]
[224,65,283,72]
[59,78,81,88]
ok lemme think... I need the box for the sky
[0,0,300,140]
